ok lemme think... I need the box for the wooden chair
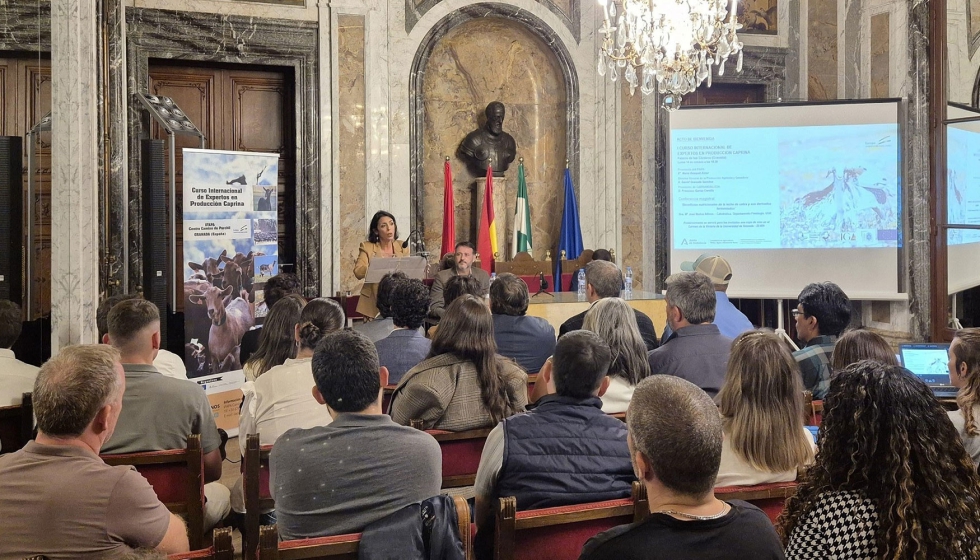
[0,392,33,453]
[102,434,206,550]
[608,412,626,422]
[803,390,823,426]
[168,527,235,560]
[494,252,551,277]
[410,421,493,488]
[714,481,799,524]
[257,495,471,559]
[525,373,538,401]
[557,249,595,291]
[244,434,275,560]
[493,481,647,560]
[381,384,397,413]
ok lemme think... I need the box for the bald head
[627,376,722,497]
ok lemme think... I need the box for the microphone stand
[532,271,554,298]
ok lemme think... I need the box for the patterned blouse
[785,490,878,560]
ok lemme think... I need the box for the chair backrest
[714,481,799,524]
[257,495,471,559]
[244,433,275,560]
[381,385,397,414]
[494,481,647,560]
[168,527,235,560]
[608,412,626,422]
[494,252,552,277]
[102,434,206,550]
[0,392,33,453]
[411,423,493,488]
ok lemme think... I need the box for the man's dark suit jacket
[492,314,556,374]
[558,303,660,351]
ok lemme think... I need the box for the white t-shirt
[0,348,39,407]
[948,404,980,466]
[152,348,189,381]
[715,426,816,487]
[600,376,634,414]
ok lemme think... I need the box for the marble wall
[418,17,567,261]
[870,13,890,97]
[808,0,838,99]
[620,83,643,290]
[337,15,367,294]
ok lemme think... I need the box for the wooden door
[0,56,51,320]
[148,63,295,311]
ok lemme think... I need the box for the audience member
[430,241,490,320]
[647,272,732,398]
[580,376,785,560]
[97,293,188,380]
[582,297,652,412]
[780,361,980,559]
[475,331,633,560]
[948,328,980,466]
[0,299,39,407]
[792,281,851,399]
[241,272,304,364]
[559,260,659,351]
[390,295,527,431]
[716,331,815,487]
[270,329,442,539]
[354,271,407,343]
[661,254,753,342]
[490,273,555,374]
[0,345,189,558]
[101,299,230,530]
[243,294,306,382]
[829,328,899,373]
[428,274,486,338]
[375,279,431,385]
[568,248,615,292]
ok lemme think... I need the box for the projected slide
[671,124,900,250]
[948,125,980,245]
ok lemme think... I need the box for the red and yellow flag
[477,164,497,272]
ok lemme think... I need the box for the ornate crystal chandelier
[597,0,744,109]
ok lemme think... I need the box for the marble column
[50,0,101,350]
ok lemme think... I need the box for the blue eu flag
[554,167,584,291]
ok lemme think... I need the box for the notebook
[898,343,958,398]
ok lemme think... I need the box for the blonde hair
[583,297,651,385]
[953,328,980,437]
[718,330,814,472]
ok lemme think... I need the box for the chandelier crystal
[597,0,744,109]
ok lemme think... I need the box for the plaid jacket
[389,353,528,431]
[793,335,837,399]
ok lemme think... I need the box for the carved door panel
[0,57,51,320]
[148,64,295,311]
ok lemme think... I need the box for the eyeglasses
[791,310,805,318]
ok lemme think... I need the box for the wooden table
[526,291,667,335]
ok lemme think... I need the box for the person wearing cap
[661,254,753,343]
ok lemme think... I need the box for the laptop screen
[899,343,952,386]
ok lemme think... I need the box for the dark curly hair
[264,273,304,309]
[390,279,429,330]
[377,271,408,319]
[778,360,980,559]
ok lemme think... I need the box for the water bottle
[625,266,634,298]
[577,268,586,298]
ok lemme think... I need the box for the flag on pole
[511,160,532,257]
[441,157,456,258]
[554,165,584,291]
[477,163,498,272]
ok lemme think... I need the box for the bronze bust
[458,101,517,176]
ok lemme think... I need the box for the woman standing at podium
[354,210,410,318]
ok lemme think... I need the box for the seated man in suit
[376,278,431,385]
[0,345,189,558]
[490,273,555,374]
[271,329,442,539]
[559,260,659,351]
[354,271,407,343]
[101,299,231,530]
[647,272,732,399]
[429,241,490,321]
[580,376,784,560]
[473,331,634,560]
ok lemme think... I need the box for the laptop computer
[898,343,959,398]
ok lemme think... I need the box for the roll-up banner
[181,148,280,435]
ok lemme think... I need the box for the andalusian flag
[477,163,498,272]
[511,161,532,257]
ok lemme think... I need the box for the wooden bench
[168,527,235,560]
[493,481,647,560]
[257,495,471,559]
[102,434,206,550]
[410,421,493,489]
[244,434,275,560]
[0,392,33,453]
[714,481,799,524]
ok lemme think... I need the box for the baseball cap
[680,254,733,285]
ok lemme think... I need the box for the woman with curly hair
[716,330,815,487]
[779,360,980,560]
[948,328,980,465]
[390,295,527,431]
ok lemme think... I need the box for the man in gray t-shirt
[271,329,442,540]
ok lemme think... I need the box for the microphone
[539,271,549,291]
[402,230,416,249]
